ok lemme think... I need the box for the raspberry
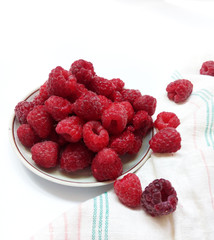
[166,79,193,103]
[101,102,128,135]
[15,101,34,124]
[90,76,116,97]
[17,124,40,148]
[31,141,59,168]
[47,66,77,98]
[67,83,88,103]
[109,129,135,155]
[83,121,109,152]
[27,105,53,139]
[47,128,68,146]
[70,59,95,86]
[110,78,125,91]
[60,142,94,172]
[149,127,181,153]
[114,173,142,208]
[98,95,112,113]
[108,91,123,102]
[154,112,180,130]
[73,91,102,121]
[133,110,153,132]
[141,178,178,216]
[120,101,134,123]
[55,116,84,143]
[200,61,214,76]
[133,95,157,116]
[127,133,143,154]
[120,89,142,104]
[33,81,50,106]
[45,95,72,121]
[91,148,123,181]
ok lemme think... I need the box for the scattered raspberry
[31,141,59,168]
[166,79,193,103]
[17,124,40,148]
[90,76,116,97]
[27,105,53,139]
[149,127,181,153]
[154,112,180,130]
[120,101,134,123]
[60,142,94,172]
[70,59,95,86]
[15,101,34,124]
[101,102,128,135]
[91,148,123,181]
[141,178,178,216]
[133,95,157,116]
[133,110,153,132]
[56,116,84,143]
[47,66,77,98]
[110,78,125,91]
[73,91,102,121]
[83,121,109,152]
[114,173,142,208]
[120,89,142,104]
[200,61,214,76]
[109,129,135,155]
[33,81,50,106]
[45,95,72,121]
[127,133,143,154]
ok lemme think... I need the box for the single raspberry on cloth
[133,95,157,116]
[200,61,214,76]
[45,95,73,121]
[149,127,181,153]
[15,101,34,124]
[141,178,178,217]
[27,105,53,139]
[47,66,77,98]
[154,111,180,130]
[91,148,123,181]
[166,79,193,103]
[114,173,142,208]
[60,142,94,172]
[31,141,59,168]
[56,116,84,143]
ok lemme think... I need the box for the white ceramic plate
[9,89,153,187]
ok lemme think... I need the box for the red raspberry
[33,81,50,106]
[133,95,157,116]
[73,91,102,121]
[27,105,53,139]
[127,133,143,154]
[60,142,94,172]
[154,112,180,130]
[120,89,142,104]
[45,96,72,121]
[55,116,84,143]
[47,66,77,98]
[31,141,59,168]
[101,102,128,135]
[15,101,34,124]
[141,178,178,216]
[70,59,95,86]
[166,79,193,103]
[90,76,116,97]
[114,173,142,208]
[108,91,123,102]
[47,128,68,146]
[17,124,40,148]
[149,127,181,153]
[200,61,214,76]
[91,148,123,181]
[98,95,112,113]
[110,78,125,91]
[120,101,134,123]
[67,83,89,103]
[133,110,153,132]
[109,129,135,155]
[83,121,109,152]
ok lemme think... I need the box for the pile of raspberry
[15,59,157,181]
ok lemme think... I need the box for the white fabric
[31,71,214,240]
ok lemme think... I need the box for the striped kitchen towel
[30,71,214,240]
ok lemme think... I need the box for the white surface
[1,0,214,239]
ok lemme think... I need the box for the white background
[1,0,214,239]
